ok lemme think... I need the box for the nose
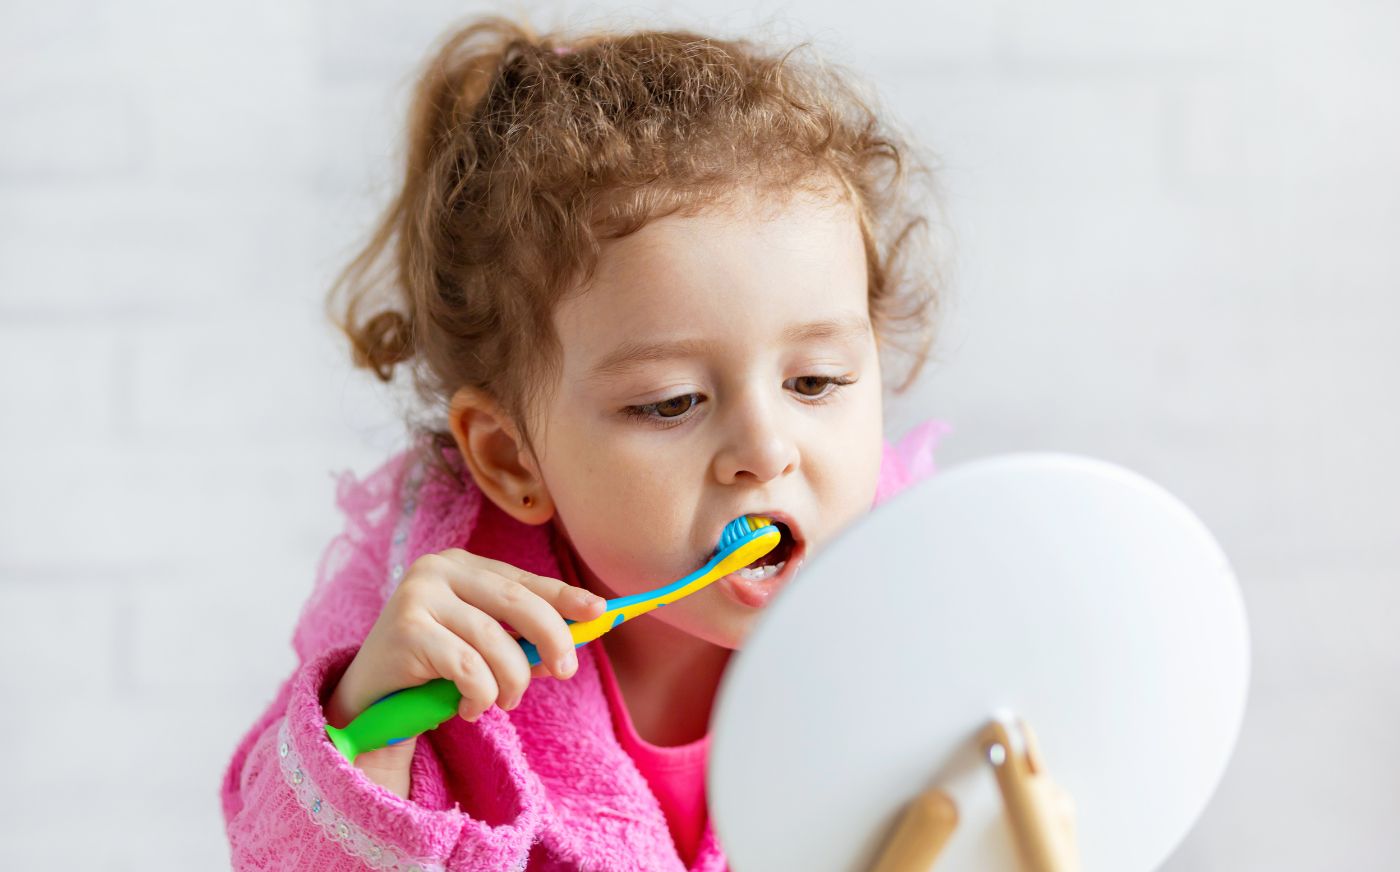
[711,392,800,485]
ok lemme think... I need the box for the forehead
[554,190,869,360]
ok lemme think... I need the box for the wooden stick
[978,717,1080,872]
[867,788,959,872]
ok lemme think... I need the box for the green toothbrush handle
[324,678,462,762]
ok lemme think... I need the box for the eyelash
[621,376,857,429]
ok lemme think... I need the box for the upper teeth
[735,561,785,580]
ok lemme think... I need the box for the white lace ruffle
[381,458,426,601]
[279,720,447,872]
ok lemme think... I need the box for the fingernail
[556,652,577,676]
[578,589,604,608]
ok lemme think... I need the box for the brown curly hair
[325,13,952,490]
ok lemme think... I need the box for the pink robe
[220,419,951,870]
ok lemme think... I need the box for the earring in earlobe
[522,494,535,508]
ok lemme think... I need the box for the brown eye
[655,395,697,417]
[791,376,832,396]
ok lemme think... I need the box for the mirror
[709,453,1250,871]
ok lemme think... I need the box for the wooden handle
[978,717,1080,872]
[867,788,959,872]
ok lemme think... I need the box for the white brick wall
[2,0,1396,868]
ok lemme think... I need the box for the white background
[1,0,1396,868]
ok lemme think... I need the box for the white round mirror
[709,453,1250,871]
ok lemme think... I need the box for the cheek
[823,386,885,518]
[843,434,884,514]
[544,432,701,586]
[554,437,683,521]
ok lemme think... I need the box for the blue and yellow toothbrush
[326,515,780,761]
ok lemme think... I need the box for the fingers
[435,550,607,679]
[444,550,609,622]
[418,620,502,722]
[428,595,544,715]
[392,549,609,724]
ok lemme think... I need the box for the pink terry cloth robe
[588,591,710,868]
[220,418,952,871]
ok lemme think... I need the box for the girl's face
[529,187,884,650]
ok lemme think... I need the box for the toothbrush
[326,514,781,761]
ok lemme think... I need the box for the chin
[701,604,763,651]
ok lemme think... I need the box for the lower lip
[717,544,804,608]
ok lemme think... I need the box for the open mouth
[712,516,806,608]
[727,520,796,578]
[706,517,800,565]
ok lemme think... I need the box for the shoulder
[292,436,476,659]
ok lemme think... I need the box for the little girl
[221,14,952,871]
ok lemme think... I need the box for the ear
[447,385,554,525]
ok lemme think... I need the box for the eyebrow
[585,313,872,381]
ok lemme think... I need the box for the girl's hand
[323,548,608,798]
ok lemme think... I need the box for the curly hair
[326,13,952,489]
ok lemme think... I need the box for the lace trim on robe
[277,720,447,872]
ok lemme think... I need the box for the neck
[599,604,732,746]
[552,524,731,746]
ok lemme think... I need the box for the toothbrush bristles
[718,515,774,550]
